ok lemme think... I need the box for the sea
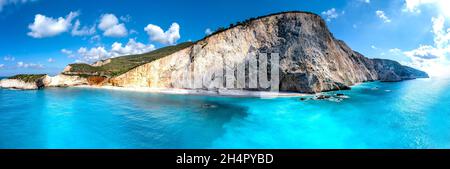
[0,77,449,148]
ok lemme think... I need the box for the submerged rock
[314,95,331,100]
[201,104,218,109]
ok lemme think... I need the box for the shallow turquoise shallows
[0,77,449,148]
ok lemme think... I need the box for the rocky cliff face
[2,12,428,92]
[0,74,88,89]
[109,12,428,93]
[0,79,43,90]
[371,59,429,82]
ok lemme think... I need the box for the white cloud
[0,64,4,69]
[205,28,212,35]
[110,38,155,57]
[129,29,138,35]
[61,48,75,58]
[47,58,55,62]
[76,47,109,63]
[371,45,377,49]
[321,8,340,22]
[389,48,402,54]
[403,0,437,13]
[61,49,72,54]
[27,11,79,38]
[403,0,450,17]
[404,15,450,77]
[103,24,127,37]
[120,15,132,22]
[404,45,440,59]
[0,0,35,12]
[364,0,370,3]
[17,61,44,69]
[144,22,180,45]
[376,10,392,23]
[89,35,101,44]
[3,55,15,61]
[71,20,96,36]
[98,13,128,37]
[66,39,155,63]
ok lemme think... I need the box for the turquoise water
[0,77,449,148]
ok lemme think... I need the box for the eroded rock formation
[109,12,428,93]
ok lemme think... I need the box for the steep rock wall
[106,12,427,93]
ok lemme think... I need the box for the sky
[0,0,449,77]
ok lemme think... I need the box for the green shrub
[67,42,194,77]
[8,74,46,82]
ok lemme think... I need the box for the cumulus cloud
[0,0,36,12]
[61,48,73,55]
[3,55,15,61]
[0,64,4,69]
[403,0,450,17]
[403,0,437,13]
[404,45,440,59]
[17,61,44,69]
[27,11,79,38]
[376,10,391,23]
[205,28,212,35]
[47,58,55,62]
[98,13,128,37]
[89,35,101,44]
[389,48,402,54]
[403,15,450,76]
[120,15,132,22]
[321,8,340,22]
[64,39,155,63]
[144,22,180,45]
[71,20,96,36]
[110,39,155,57]
[76,47,109,62]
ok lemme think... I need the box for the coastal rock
[92,59,111,67]
[10,12,427,92]
[46,74,88,87]
[371,59,429,81]
[0,74,88,89]
[109,12,428,93]
[0,79,40,90]
[379,71,402,82]
[0,75,49,90]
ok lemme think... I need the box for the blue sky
[0,0,449,76]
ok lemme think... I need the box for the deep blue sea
[0,77,449,148]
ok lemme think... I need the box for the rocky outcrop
[0,79,42,90]
[371,59,429,82]
[3,11,429,93]
[92,59,111,67]
[0,74,88,89]
[0,75,49,90]
[45,74,88,87]
[109,11,428,93]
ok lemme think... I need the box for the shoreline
[72,85,312,98]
